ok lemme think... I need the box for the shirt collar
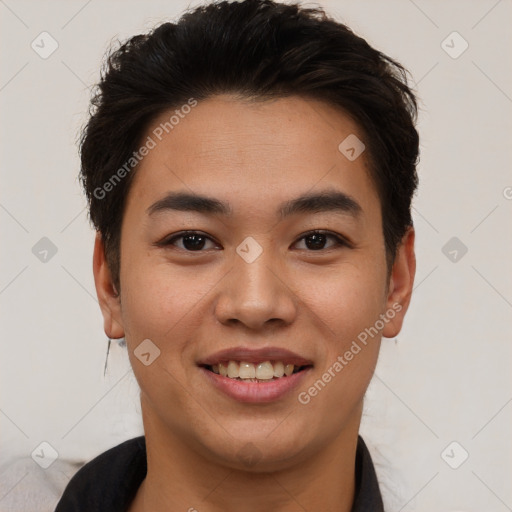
[352,435,385,511]
[55,434,384,511]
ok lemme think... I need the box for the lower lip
[199,366,312,403]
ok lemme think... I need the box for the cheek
[120,257,206,339]
[293,259,385,402]
[297,261,386,345]
[294,269,384,438]
[119,258,225,394]
[119,261,207,420]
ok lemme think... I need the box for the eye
[158,231,219,251]
[293,230,350,251]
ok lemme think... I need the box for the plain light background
[1,0,511,510]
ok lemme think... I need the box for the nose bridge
[214,237,296,329]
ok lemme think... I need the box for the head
[87,0,418,470]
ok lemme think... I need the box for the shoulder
[54,436,147,512]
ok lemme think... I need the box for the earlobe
[382,227,416,338]
[92,232,125,339]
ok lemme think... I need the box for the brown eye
[293,230,348,251]
[159,231,218,251]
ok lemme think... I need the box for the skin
[93,94,416,512]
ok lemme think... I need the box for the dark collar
[352,436,385,511]
[55,435,383,511]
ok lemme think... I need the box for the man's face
[95,94,414,471]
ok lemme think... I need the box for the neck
[129,398,362,512]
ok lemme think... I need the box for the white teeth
[273,361,284,378]
[255,361,274,380]
[227,361,239,378]
[239,362,256,379]
[210,360,302,380]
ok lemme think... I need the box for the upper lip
[198,346,314,367]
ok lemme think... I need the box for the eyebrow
[146,188,362,220]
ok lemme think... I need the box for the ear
[92,232,125,339]
[382,226,416,338]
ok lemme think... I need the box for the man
[56,0,418,510]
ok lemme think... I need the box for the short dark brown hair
[80,0,419,293]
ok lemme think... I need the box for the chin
[200,428,311,472]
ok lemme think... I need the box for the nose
[213,243,297,331]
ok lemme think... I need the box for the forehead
[126,94,380,221]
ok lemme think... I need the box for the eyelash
[157,230,351,252]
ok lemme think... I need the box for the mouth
[197,347,314,403]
